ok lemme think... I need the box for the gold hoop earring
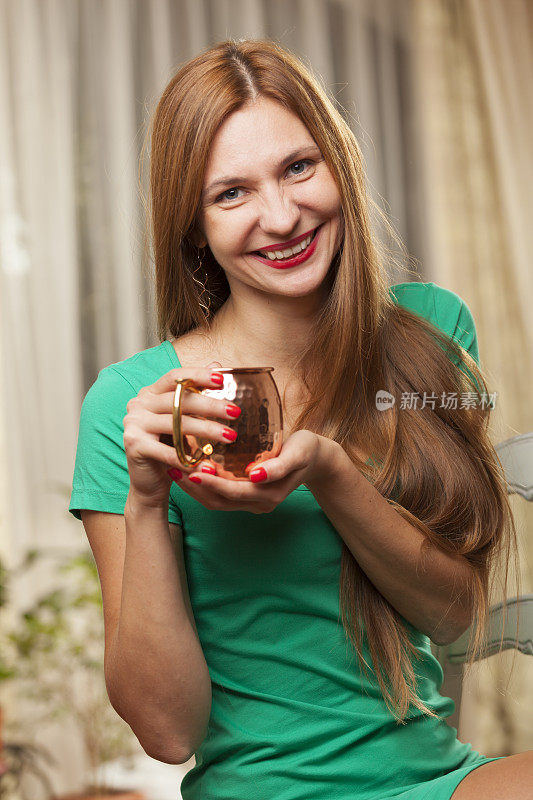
[192,247,211,319]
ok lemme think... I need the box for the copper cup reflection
[171,368,283,480]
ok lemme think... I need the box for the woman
[69,39,532,799]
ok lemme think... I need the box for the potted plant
[0,547,146,799]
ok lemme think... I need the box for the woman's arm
[83,494,212,764]
[306,438,475,645]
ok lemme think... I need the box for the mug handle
[172,378,215,468]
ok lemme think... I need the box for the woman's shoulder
[390,280,471,331]
[84,332,218,411]
[73,341,178,468]
[390,280,464,315]
[89,340,179,397]
[390,280,479,366]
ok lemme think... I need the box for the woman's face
[196,96,344,299]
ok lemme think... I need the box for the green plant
[1,550,56,800]
[0,547,141,798]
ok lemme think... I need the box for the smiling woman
[69,37,528,800]
[192,95,343,295]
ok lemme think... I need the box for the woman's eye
[288,159,312,175]
[215,159,313,204]
[217,187,244,203]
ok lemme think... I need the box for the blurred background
[0,0,531,798]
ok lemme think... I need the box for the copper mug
[172,368,284,480]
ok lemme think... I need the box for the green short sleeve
[390,280,485,405]
[425,281,480,368]
[69,366,184,527]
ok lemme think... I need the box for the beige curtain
[411,0,533,755]
[0,0,530,792]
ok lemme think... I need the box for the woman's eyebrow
[203,144,322,198]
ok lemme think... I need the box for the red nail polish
[222,427,238,441]
[167,468,183,481]
[189,474,202,484]
[226,404,241,418]
[250,467,267,483]
[201,464,216,474]
[211,372,224,385]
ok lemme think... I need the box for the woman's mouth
[249,225,323,269]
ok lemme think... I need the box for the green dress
[69,282,503,800]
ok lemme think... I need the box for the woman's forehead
[203,101,316,181]
[215,99,310,149]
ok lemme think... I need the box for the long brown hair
[141,38,519,723]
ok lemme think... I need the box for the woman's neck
[208,294,320,371]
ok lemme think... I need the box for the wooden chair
[431,432,533,733]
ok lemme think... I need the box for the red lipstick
[250,225,322,270]
[253,226,317,253]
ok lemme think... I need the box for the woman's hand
[123,360,235,508]
[169,430,331,513]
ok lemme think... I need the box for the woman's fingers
[186,467,289,499]
[136,390,236,423]
[125,436,189,469]
[167,453,304,514]
[167,456,273,510]
[169,470,246,511]
[151,366,224,395]
[142,408,238,445]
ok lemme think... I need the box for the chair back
[432,432,533,734]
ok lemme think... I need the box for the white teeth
[258,231,314,260]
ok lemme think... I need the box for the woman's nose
[257,188,300,235]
